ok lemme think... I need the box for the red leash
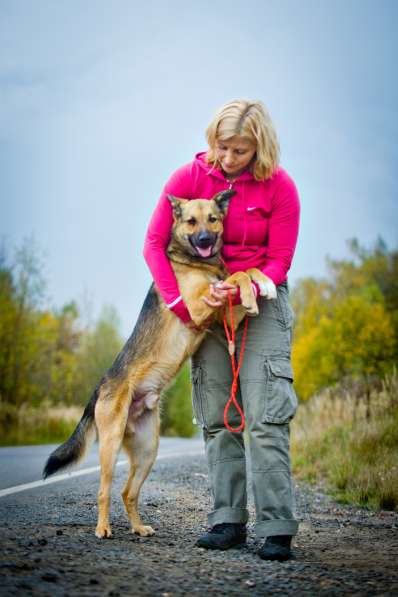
[222,291,248,433]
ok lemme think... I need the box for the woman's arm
[261,174,300,285]
[143,163,194,323]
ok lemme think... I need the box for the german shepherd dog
[43,190,276,539]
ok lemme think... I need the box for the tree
[73,305,123,404]
[0,239,47,406]
[293,295,395,400]
[291,239,397,400]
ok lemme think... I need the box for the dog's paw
[257,278,277,300]
[243,301,259,316]
[133,525,155,537]
[95,524,112,539]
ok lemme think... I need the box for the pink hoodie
[143,152,300,323]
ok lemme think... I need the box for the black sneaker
[258,535,292,561]
[196,523,247,550]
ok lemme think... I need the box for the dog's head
[167,190,236,260]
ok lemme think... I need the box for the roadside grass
[0,402,82,446]
[291,371,398,511]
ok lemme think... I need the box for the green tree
[74,305,123,404]
[0,239,48,406]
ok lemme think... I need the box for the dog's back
[43,285,164,478]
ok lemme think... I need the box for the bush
[161,364,197,438]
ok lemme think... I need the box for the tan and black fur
[43,190,275,539]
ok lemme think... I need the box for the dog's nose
[197,232,212,247]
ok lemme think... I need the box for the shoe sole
[259,552,292,562]
[196,540,247,550]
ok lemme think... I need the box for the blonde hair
[205,99,280,180]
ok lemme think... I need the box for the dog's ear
[212,190,236,215]
[167,195,188,220]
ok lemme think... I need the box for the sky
[1,0,397,337]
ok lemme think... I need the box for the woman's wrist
[168,297,192,324]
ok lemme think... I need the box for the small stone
[37,538,48,546]
[245,580,256,588]
[56,530,63,536]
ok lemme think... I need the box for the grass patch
[0,401,82,446]
[291,372,398,511]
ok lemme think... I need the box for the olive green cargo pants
[191,282,299,538]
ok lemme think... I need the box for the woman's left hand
[202,281,238,308]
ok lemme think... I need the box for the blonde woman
[144,99,300,561]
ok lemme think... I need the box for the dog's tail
[43,388,98,479]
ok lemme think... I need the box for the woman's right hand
[202,281,238,308]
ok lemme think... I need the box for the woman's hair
[205,99,280,180]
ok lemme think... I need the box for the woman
[143,99,300,561]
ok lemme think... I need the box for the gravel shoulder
[0,453,397,596]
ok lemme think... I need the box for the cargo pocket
[191,365,207,428]
[263,359,298,424]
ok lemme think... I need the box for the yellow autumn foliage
[292,239,397,400]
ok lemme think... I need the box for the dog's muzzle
[189,232,218,259]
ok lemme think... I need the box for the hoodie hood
[195,151,256,183]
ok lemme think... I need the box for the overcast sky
[1,0,397,336]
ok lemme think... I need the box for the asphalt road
[0,437,204,491]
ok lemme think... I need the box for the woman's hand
[202,281,238,308]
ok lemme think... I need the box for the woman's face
[215,135,257,178]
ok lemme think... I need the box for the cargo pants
[191,282,299,538]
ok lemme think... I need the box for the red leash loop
[222,290,248,433]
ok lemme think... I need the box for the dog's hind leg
[95,385,130,539]
[121,403,160,537]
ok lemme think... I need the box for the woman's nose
[224,151,234,164]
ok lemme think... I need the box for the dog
[43,189,276,539]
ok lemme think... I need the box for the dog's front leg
[225,272,259,316]
[187,284,220,328]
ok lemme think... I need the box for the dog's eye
[186,218,196,226]
[208,215,218,223]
